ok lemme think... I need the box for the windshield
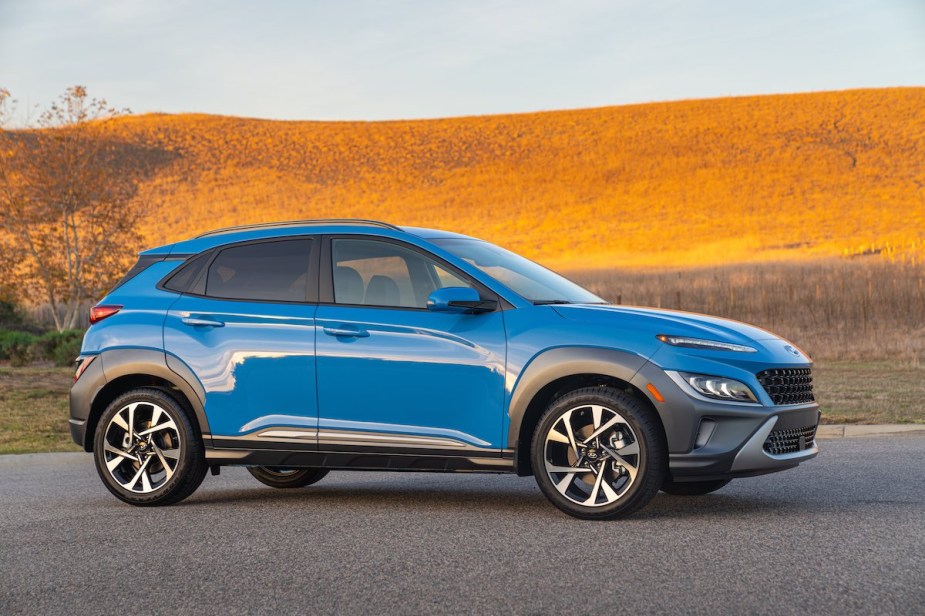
[432,238,604,304]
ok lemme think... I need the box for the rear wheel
[247,466,329,489]
[661,478,731,496]
[531,387,666,520]
[93,388,207,506]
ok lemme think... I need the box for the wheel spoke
[584,464,606,505]
[104,441,135,461]
[152,443,175,480]
[580,415,622,445]
[124,456,152,491]
[617,441,639,457]
[555,473,575,495]
[140,467,153,492]
[561,411,579,456]
[601,445,638,481]
[137,418,178,437]
[159,447,180,460]
[600,476,620,502]
[111,411,129,432]
[546,429,571,445]
[591,405,603,429]
[546,464,592,474]
[126,403,138,439]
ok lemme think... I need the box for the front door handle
[322,325,369,338]
[182,316,225,328]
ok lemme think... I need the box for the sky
[1,0,923,122]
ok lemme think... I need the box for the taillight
[89,304,122,324]
[74,355,96,382]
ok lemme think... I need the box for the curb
[816,424,925,439]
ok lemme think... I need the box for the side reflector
[74,355,95,382]
[646,383,665,403]
[89,305,122,324]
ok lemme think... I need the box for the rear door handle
[322,325,369,338]
[182,316,225,328]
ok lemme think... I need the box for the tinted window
[205,239,312,302]
[162,252,211,293]
[332,239,472,308]
[432,238,603,304]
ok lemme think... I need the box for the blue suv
[70,220,819,519]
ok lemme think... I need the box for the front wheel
[247,466,329,489]
[661,478,731,496]
[531,387,667,520]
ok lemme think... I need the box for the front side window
[432,238,603,304]
[332,239,472,308]
[205,239,313,302]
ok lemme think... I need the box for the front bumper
[631,361,820,482]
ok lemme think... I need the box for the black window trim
[319,234,505,312]
[156,236,321,305]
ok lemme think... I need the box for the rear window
[162,252,211,294]
[205,239,313,302]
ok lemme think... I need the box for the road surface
[1,436,923,615]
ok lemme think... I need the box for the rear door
[163,237,320,448]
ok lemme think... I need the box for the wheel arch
[507,347,663,476]
[83,348,210,452]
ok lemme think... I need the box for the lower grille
[763,424,817,455]
[756,368,814,405]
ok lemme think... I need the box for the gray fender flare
[506,346,651,450]
[99,348,211,440]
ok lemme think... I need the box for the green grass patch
[0,366,80,454]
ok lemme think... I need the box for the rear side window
[205,239,313,302]
[111,255,166,291]
[162,252,212,293]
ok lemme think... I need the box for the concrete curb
[816,424,925,439]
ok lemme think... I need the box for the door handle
[323,325,369,338]
[182,316,225,328]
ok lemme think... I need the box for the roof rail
[195,219,402,238]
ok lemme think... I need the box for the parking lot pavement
[1,435,923,615]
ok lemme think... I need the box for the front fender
[506,346,650,449]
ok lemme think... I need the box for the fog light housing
[683,373,759,403]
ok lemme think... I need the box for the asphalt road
[1,436,923,615]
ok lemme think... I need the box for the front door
[163,237,319,445]
[315,237,507,454]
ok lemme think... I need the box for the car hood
[552,304,781,346]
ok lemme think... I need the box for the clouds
[0,0,922,121]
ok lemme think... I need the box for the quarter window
[332,239,472,308]
[205,239,313,302]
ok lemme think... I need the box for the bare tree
[0,86,145,330]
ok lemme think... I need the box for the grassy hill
[93,87,925,268]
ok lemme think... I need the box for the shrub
[27,330,85,366]
[0,330,37,366]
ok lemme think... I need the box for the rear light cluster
[89,304,122,324]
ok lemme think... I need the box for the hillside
[88,88,925,267]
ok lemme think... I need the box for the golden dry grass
[78,87,925,269]
[570,260,925,361]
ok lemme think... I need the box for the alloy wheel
[543,404,641,507]
[102,401,182,494]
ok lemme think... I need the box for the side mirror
[426,287,497,314]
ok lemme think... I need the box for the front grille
[763,424,818,455]
[756,368,814,405]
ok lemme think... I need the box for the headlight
[657,334,757,353]
[683,373,759,403]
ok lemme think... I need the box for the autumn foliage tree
[0,86,145,330]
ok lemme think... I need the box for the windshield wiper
[532,299,574,305]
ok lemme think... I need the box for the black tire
[661,478,731,496]
[531,386,667,520]
[247,466,329,489]
[93,387,207,506]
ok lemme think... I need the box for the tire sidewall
[531,388,666,520]
[93,389,201,505]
